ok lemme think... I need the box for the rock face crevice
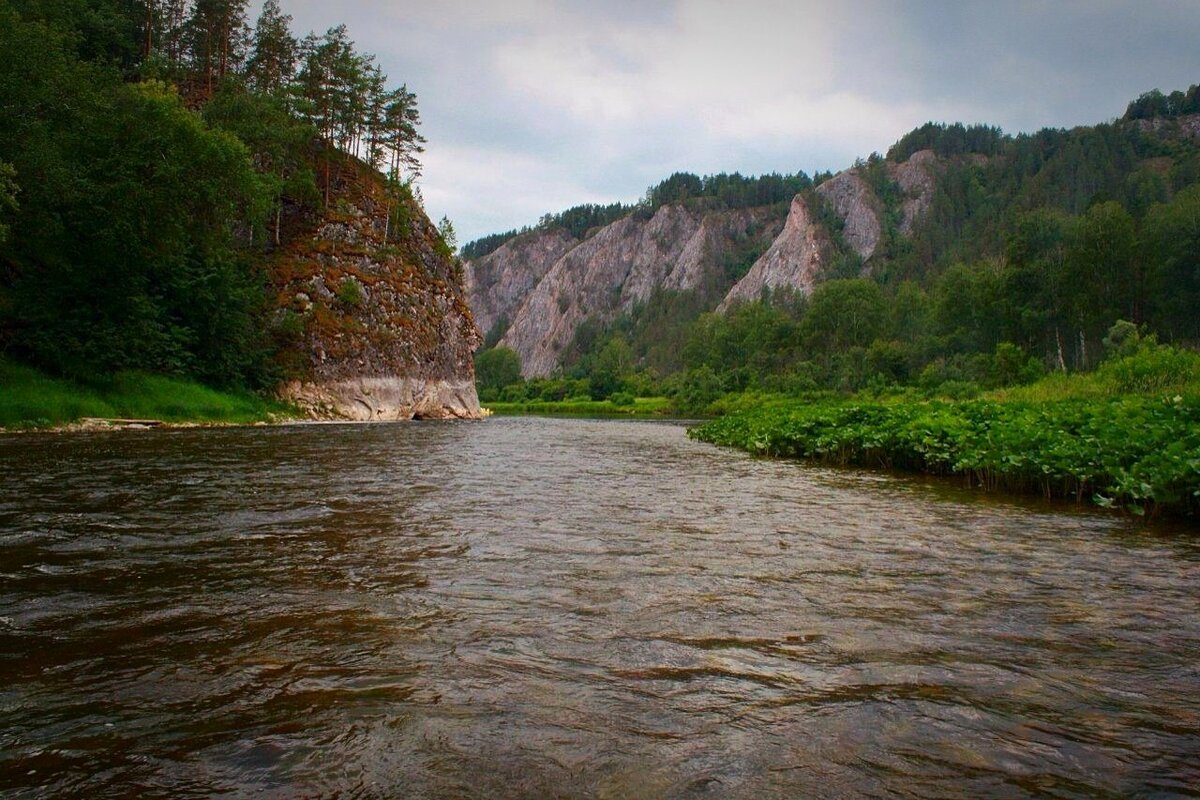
[270,157,482,419]
[719,195,830,310]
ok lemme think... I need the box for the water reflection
[1,419,1198,798]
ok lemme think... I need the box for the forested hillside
[0,0,476,420]
[467,88,1200,409]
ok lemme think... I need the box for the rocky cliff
[471,204,785,376]
[270,154,482,419]
[814,171,882,261]
[465,150,937,377]
[465,227,577,343]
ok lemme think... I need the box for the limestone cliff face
[720,149,936,305]
[465,227,577,341]
[270,156,482,420]
[660,206,784,293]
[814,172,882,261]
[1131,113,1200,139]
[889,149,937,234]
[468,204,785,377]
[498,205,700,377]
[719,195,830,309]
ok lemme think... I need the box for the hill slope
[466,101,1200,381]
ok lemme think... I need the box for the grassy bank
[487,396,674,417]
[0,359,293,430]
[689,347,1200,517]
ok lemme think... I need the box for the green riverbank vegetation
[0,359,293,429]
[487,396,673,418]
[688,340,1200,517]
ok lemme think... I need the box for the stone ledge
[279,377,482,421]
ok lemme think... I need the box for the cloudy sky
[268,1,1200,243]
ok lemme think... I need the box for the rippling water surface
[1,418,1198,798]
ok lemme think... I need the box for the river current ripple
[1,418,1198,798]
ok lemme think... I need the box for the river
[1,418,1198,798]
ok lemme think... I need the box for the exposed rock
[279,377,480,420]
[462,152,939,376]
[465,227,577,341]
[661,206,784,293]
[719,195,830,309]
[815,171,882,260]
[268,154,481,420]
[1131,113,1200,140]
[889,149,937,234]
[500,205,702,376]
[486,204,789,378]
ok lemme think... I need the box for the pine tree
[186,0,249,97]
[246,0,297,97]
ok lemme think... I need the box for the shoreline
[0,414,499,435]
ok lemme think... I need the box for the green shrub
[689,394,1200,517]
[1096,344,1200,396]
[336,277,365,306]
[929,380,983,400]
[674,365,723,414]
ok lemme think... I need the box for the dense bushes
[690,345,1200,516]
[691,395,1199,516]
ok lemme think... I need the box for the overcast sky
[265,1,1200,243]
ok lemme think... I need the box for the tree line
[462,170,815,260]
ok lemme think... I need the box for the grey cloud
[253,1,1200,243]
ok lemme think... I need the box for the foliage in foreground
[690,389,1200,517]
[0,359,290,429]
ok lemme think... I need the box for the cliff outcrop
[465,227,577,342]
[270,154,482,419]
[469,204,785,377]
[1130,113,1200,140]
[890,149,937,234]
[719,195,830,309]
[498,205,700,377]
[814,172,882,261]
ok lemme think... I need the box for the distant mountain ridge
[465,147,937,376]
[466,92,1200,378]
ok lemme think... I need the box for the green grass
[487,396,674,417]
[989,345,1200,403]
[0,359,294,429]
[689,346,1200,518]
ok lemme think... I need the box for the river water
[1,418,1197,798]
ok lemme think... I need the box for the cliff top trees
[1123,85,1200,121]
[293,24,426,202]
[0,0,434,388]
[245,0,295,97]
[186,0,249,96]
